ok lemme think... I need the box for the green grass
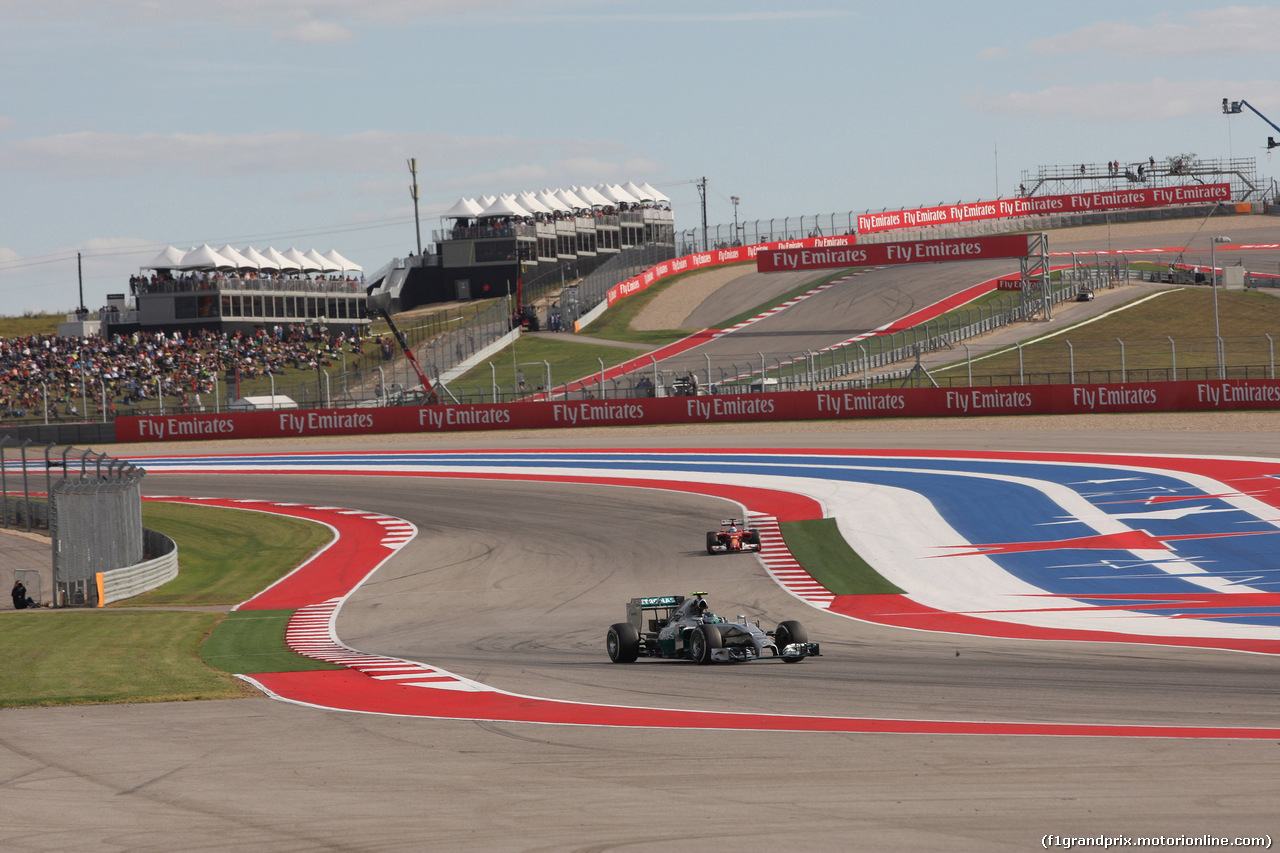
[0,312,62,338]
[932,287,1280,383]
[446,264,854,395]
[127,501,332,606]
[779,518,904,595]
[447,336,657,394]
[0,502,335,707]
[446,266,715,392]
[579,267,709,344]
[0,611,251,707]
[201,610,342,674]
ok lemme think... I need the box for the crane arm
[1223,98,1280,147]
[367,292,437,403]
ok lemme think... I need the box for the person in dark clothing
[12,579,31,609]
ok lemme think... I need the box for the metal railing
[2,439,147,607]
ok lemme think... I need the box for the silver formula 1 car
[606,592,820,664]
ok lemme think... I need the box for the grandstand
[365,182,676,313]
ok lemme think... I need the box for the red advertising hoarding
[857,183,1232,234]
[756,234,1034,273]
[607,235,857,305]
[116,379,1280,443]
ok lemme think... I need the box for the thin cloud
[0,130,628,179]
[1028,6,1280,57]
[966,78,1280,121]
[275,20,357,43]
[4,1,847,29]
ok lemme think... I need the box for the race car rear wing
[719,518,745,528]
[626,595,686,633]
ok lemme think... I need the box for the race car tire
[746,530,761,547]
[706,532,719,554]
[607,622,640,663]
[688,624,722,665]
[775,620,808,662]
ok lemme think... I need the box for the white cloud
[4,1,846,32]
[978,46,1008,61]
[966,77,1280,121]
[0,129,628,179]
[275,20,357,43]
[1028,6,1280,57]
[288,185,334,203]
[3,1,545,29]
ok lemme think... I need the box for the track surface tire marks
[149,450,1280,737]
[15,433,1280,850]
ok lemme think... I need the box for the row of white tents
[144,244,362,274]
[442,181,670,221]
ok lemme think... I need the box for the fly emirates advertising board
[756,234,1035,273]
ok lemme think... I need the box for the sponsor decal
[758,234,1032,273]
[115,379,1280,442]
[858,184,1232,234]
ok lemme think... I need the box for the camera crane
[367,291,438,404]
[1222,98,1280,150]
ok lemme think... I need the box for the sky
[2,0,1279,316]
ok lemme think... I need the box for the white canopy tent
[282,247,321,272]
[321,249,362,272]
[176,244,236,271]
[217,245,258,270]
[477,195,531,218]
[554,188,590,211]
[443,197,485,218]
[241,247,277,270]
[261,247,295,271]
[518,192,554,215]
[304,248,339,272]
[537,189,571,213]
[599,184,639,205]
[638,181,669,203]
[143,245,188,270]
[622,181,651,202]
[575,185,613,207]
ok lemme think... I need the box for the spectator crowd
[1,324,370,421]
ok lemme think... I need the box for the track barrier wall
[96,529,178,606]
[115,378,1280,442]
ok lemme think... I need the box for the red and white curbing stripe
[328,507,417,548]
[750,513,836,608]
[716,271,867,336]
[284,598,491,692]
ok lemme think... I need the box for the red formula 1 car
[705,518,761,555]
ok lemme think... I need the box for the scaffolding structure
[1020,232,1052,321]
[1019,156,1260,201]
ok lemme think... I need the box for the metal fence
[1,438,147,606]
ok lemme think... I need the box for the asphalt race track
[632,216,1280,385]
[4,423,1278,853]
[6,217,1280,851]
